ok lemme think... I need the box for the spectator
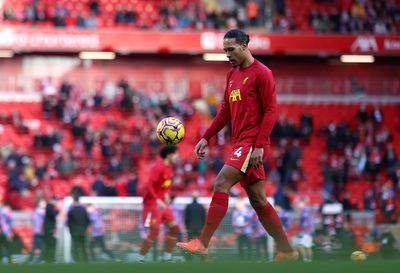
[274,186,292,211]
[87,204,116,261]
[276,205,291,232]
[335,219,355,259]
[246,1,259,27]
[126,173,139,196]
[3,6,17,20]
[251,214,269,261]
[125,6,136,25]
[293,199,315,262]
[380,180,397,222]
[363,189,376,211]
[83,129,95,157]
[92,175,106,196]
[67,195,90,263]
[28,199,46,263]
[43,196,59,263]
[0,201,13,264]
[372,105,384,124]
[85,13,97,28]
[71,180,85,198]
[356,104,369,124]
[275,0,286,15]
[76,13,86,28]
[378,226,397,260]
[114,5,125,24]
[56,152,76,178]
[184,191,206,240]
[232,199,253,260]
[89,1,100,16]
[299,112,313,143]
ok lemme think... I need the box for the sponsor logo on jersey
[161,179,172,188]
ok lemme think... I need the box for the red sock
[139,238,153,255]
[198,192,229,247]
[164,225,179,253]
[255,202,293,253]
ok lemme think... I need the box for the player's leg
[303,234,313,262]
[244,234,252,260]
[80,235,89,262]
[297,246,306,261]
[198,165,243,246]
[244,180,296,259]
[177,164,243,254]
[237,234,244,260]
[305,246,313,262]
[98,235,116,260]
[163,221,179,261]
[139,206,161,261]
[161,206,180,261]
[89,236,97,261]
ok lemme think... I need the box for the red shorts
[142,204,175,229]
[225,143,268,187]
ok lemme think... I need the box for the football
[156,117,185,145]
[350,250,367,261]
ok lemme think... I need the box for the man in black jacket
[67,195,90,262]
[184,192,206,240]
[43,196,59,263]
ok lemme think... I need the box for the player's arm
[146,167,167,209]
[251,70,278,168]
[145,171,159,200]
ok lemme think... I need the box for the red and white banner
[0,27,399,55]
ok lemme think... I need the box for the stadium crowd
[1,0,399,33]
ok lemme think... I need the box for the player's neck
[240,55,255,69]
[163,158,170,165]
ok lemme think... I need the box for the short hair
[224,29,250,45]
[159,145,178,159]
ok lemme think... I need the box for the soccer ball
[156,117,185,145]
[350,250,367,261]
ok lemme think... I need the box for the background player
[138,146,180,262]
[87,204,117,262]
[177,29,298,261]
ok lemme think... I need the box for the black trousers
[237,234,252,260]
[89,236,115,261]
[28,235,45,262]
[255,235,268,261]
[43,234,57,262]
[71,235,88,262]
[0,234,12,263]
[187,230,201,240]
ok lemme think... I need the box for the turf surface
[1,261,399,273]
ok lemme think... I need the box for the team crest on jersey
[161,179,172,188]
[229,80,234,88]
[229,89,241,102]
[243,77,249,85]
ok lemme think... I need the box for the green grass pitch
[1,261,399,273]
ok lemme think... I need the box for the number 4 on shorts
[234,147,242,158]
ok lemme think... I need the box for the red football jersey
[142,158,173,206]
[203,59,277,147]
